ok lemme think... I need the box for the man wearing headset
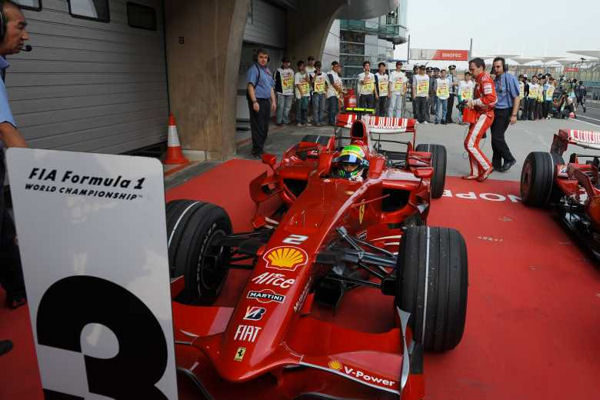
[490,57,520,173]
[0,0,28,355]
[0,0,28,314]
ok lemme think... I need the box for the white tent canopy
[555,59,581,65]
[512,57,539,64]
[538,56,562,63]
[567,50,600,60]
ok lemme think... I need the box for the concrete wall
[286,0,346,65]
[164,0,250,160]
[322,20,340,69]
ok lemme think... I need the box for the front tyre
[416,144,447,199]
[166,200,232,304]
[520,152,563,207]
[395,226,468,352]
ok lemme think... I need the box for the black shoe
[0,340,13,356]
[482,133,487,139]
[441,120,447,125]
[500,159,516,172]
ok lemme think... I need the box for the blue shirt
[494,72,520,109]
[0,57,16,130]
[246,63,274,99]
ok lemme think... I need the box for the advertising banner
[410,48,469,61]
[6,148,178,400]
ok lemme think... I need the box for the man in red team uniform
[464,57,496,182]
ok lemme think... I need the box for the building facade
[324,0,408,88]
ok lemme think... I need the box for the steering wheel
[295,144,320,161]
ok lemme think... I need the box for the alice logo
[28,168,145,190]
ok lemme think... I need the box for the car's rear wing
[336,113,417,134]
[552,129,600,154]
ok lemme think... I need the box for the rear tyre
[396,226,468,352]
[416,144,447,199]
[166,199,232,304]
[520,152,563,207]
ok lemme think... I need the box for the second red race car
[521,128,600,260]
[166,111,468,399]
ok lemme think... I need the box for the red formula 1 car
[166,112,468,400]
[521,129,600,259]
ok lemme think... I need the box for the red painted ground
[1,159,599,399]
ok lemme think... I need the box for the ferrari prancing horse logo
[359,203,365,224]
[263,246,308,271]
[234,347,246,362]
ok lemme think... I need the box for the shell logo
[263,246,308,271]
[328,360,343,371]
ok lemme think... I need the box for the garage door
[6,0,169,154]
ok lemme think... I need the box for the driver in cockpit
[332,145,370,181]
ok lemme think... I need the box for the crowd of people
[246,49,412,157]
[517,74,587,120]
[246,48,591,186]
[411,64,464,125]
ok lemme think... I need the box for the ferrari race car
[166,111,468,400]
[521,129,600,259]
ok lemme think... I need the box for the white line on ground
[574,117,600,127]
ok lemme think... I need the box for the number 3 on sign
[282,234,308,245]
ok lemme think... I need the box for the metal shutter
[6,0,169,154]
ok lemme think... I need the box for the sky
[393,0,598,63]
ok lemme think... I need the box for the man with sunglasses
[490,57,520,173]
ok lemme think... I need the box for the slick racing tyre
[166,200,232,304]
[520,152,564,207]
[396,226,468,352]
[416,144,447,199]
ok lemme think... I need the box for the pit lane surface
[576,101,600,127]
[2,159,598,400]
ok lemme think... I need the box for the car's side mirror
[262,153,277,168]
[414,168,433,179]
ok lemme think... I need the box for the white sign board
[7,148,178,400]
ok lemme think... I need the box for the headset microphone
[22,44,32,52]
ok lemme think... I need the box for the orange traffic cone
[164,113,189,165]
